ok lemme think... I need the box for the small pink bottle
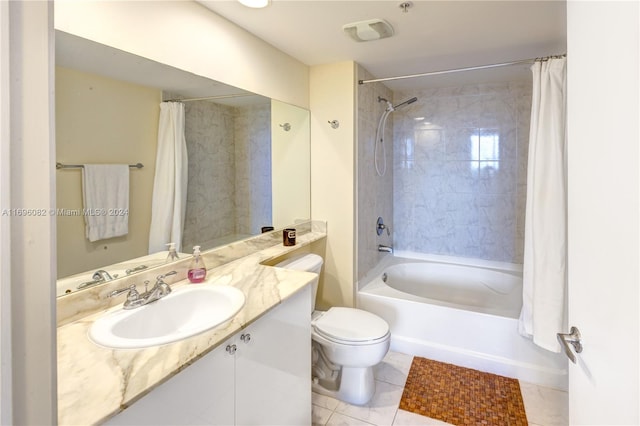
[187,245,207,283]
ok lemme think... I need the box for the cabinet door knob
[240,333,251,343]
[226,344,237,355]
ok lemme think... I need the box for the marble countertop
[57,228,326,426]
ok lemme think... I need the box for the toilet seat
[312,307,390,345]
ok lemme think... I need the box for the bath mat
[399,357,528,425]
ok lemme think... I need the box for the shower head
[378,96,394,112]
[393,97,418,110]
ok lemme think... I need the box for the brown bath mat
[399,357,528,425]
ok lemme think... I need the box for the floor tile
[374,351,414,387]
[392,409,455,426]
[313,404,334,426]
[519,381,568,426]
[326,412,377,426]
[312,351,567,426]
[334,380,404,426]
[313,391,341,411]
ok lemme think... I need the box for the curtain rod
[164,93,256,102]
[56,162,144,170]
[358,54,566,85]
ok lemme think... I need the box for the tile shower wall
[393,82,532,263]
[182,100,271,250]
[234,103,272,235]
[357,66,395,282]
[183,100,236,250]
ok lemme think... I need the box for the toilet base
[313,366,376,406]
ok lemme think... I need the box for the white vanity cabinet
[235,285,311,425]
[105,285,311,426]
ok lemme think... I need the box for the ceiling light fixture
[342,19,394,42]
[238,0,270,8]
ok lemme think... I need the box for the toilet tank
[275,253,324,311]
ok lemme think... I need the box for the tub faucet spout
[378,244,393,253]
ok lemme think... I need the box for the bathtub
[357,253,567,390]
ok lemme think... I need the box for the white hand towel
[82,164,130,242]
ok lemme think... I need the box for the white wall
[310,62,357,308]
[5,1,57,424]
[567,1,639,424]
[54,1,309,109]
[0,2,11,423]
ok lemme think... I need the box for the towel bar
[56,162,143,170]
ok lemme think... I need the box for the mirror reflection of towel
[82,164,129,242]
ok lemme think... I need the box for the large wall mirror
[55,31,310,297]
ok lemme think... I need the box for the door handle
[557,326,583,363]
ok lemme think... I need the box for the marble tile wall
[182,100,271,250]
[183,100,236,251]
[356,66,395,282]
[392,82,532,263]
[234,103,272,235]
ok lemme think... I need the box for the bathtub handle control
[557,326,582,363]
[377,217,390,236]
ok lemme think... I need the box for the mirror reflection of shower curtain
[148,101,188,253]
[518,57,567,352]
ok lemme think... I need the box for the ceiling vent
[342,19,394,42]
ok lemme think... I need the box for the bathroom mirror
[55,31,310,297]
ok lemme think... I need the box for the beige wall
[310,62,357,309]
[54,1,309,109]
[55,66,160,278]
[356,65,394,284]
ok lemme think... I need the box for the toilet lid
[275,253,323,271]
[312,307,389,342]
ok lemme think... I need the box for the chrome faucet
[78,269,118,289]
[378,244,393,253]
[126,264,148,275]
[93,269,114,282]
[108,271,177,310]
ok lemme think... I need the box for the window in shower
[470,129,500,170]
[399,136,415,170]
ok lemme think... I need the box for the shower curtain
[518,57,567,352]
[148,102,188,254]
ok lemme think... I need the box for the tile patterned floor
[312,351,569,426]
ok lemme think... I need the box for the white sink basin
[89,285,245,349]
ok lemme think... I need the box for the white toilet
[276,253,390,405]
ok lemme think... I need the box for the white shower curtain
[518,57,567,352]
[148,102,188,254]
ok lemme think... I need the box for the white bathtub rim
[359,263,522,319]
[393,251,523,273]
[358,283,521,321]
[357,252,523,292]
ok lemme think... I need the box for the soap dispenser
[188,245,207,283]
[166,242,180,263]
